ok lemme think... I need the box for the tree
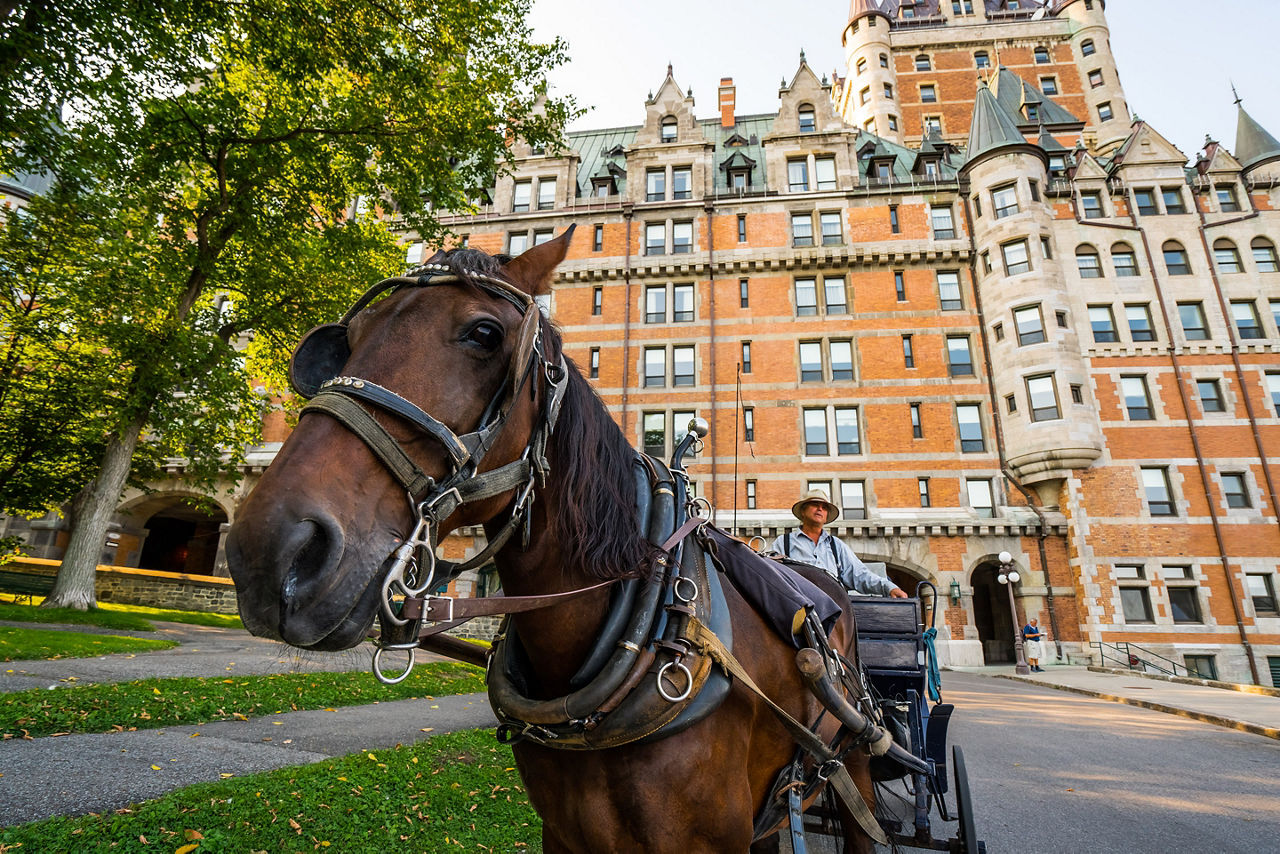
[0,0,574,608]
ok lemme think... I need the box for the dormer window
[591,177,616,197]
[1034,46,1050,64]
[661,116,677,143]
[1025,104,1040,122]
[728,168,751,192]
[798,104,816,133]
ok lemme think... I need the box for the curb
[988,673,1280,742]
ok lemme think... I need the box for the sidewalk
[947,663,1280,740]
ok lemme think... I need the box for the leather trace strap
[401,578,620,625]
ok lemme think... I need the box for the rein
[288,261,575,683]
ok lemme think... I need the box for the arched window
[798,104,816,133]
[1034,46,1050,64]
[1163,240,1191,276]
[1111,243,1139,277]
[1252,237,1279,272]
[974,51,990,69]
[1075,244,1102,279]
[1081,39,1096,57]
[1213,239,1243,274]
[915,54,931,71]
[661,115,677,143]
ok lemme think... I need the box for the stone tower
[839,0,902,143]
[1055,0,1131,153]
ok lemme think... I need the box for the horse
[225,228,878,853]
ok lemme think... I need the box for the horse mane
[432,247,652,581]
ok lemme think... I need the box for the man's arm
[831,537,903,597]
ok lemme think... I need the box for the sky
[525,0,1280,161]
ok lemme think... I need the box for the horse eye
[464,321,504,350]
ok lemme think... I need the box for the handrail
[1088,641,1192,678]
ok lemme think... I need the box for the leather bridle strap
[302,394,438,498]
[401,577,620,625]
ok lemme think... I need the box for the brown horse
[225,229,876,853]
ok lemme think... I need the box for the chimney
[719,77,736,128]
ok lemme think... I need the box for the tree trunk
[41,407,148,610]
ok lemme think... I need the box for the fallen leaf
[151,765,162,771]
[220,773,234,779]
[175,844,199,854]
[185,829,204,841]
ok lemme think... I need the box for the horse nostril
[280,518,342,616]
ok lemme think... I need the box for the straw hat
[791,488,839,522]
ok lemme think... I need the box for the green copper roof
[964,80,1030,165]
[991,67,1081,128]
[566,125,639,197]
[1234,104,1280,171]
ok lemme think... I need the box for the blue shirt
[769,529,897,597]
[1022,624,1043,641]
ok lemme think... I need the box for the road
[881,671,1280,854]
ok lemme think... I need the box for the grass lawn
[0,728,543,852]
[0,626,177,663]
[1,662,486,738]
[0,595,244,631]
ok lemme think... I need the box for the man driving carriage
[771,489,909,599]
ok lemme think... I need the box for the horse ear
[503,224,575,297]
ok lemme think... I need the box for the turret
[961,81,1102,494]
[840,0,902,144]
[1055,0,1130,153]
[1234,100,1280,180]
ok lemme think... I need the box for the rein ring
[372,644,417,685]
[656,660,694,703]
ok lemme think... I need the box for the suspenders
[784,531,840,569]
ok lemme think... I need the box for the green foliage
[0,597,157,630]
[0,729,542,852]
[0,626,177,662]
[0,662,486,737]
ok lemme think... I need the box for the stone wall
[3,558,239,615]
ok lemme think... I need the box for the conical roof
[991,67,1081,127]
[848,0,889,23]
[1235,103,1280,171]
[1036,124,1069,153]
[964,80,1032,166]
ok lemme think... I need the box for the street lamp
[997,550,1031,675]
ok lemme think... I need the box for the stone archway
[121,494,230,577]
[971,561,1016,664]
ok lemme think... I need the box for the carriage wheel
[951,746,984,854]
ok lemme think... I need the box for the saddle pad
[700,525,842,648]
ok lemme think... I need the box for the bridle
[289,261,570,679]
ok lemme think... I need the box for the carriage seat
[847,596,925,684]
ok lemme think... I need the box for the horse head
[226,229,574,650]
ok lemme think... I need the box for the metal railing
[1088,641,1193,678]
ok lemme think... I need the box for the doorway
[138,500,227,576]
[971,562,1016,664]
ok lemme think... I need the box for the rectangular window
[967,479,994,518]
[788,159,810,192]
[920,84,937,103]
[672,284,694,322]
[795,278,818,316]
[1216,185,1241,212]
[671,167,692,200]
[1122,375,1154,420]
[1056,310,1068,328]
[592,286,603,316]
[1134,188,1159,216]
[643,412,666,457]
[1120,584,1154,623]
[895,271,906,301]
[883,83,893,99]
[889,205,900,233]
[815,157,837,191]
[918,478,931,508]
[1076,250,1102,279]
[958,404,985,452]
[741,341,752,373]
[911,402,923,438]
[672,345,695,387]
[1040,235,1053,260]
[791,213,814,247]
[1113,247,1139,276]
[803,408,829,455]
[1088,68,1104,88]
[1080,191,1103,218]
[645,286,666,323]
[1015,305,1046,346]
[1247,574,1278,614]
[1040,76,1059,95]
[739,278,749,308]
[1273,300,1280,332]
[593,224,604,252]
[994,322,1004,341]
[938,271,962,310]
[1255,241,1279,272]
[1269,373,1280,416]
[513,180,531,212]
[1029,181,1040,202]
[1232,300,1264,339]
[1002,239,1031,275]
[1178,302,1209,340]
[902,334,915,368]
[644,347,666,387]
[1222,472,1251,508]
[820,212,842,245]
[1169,587,1203,623]
[537,178,556,210]
[931,206,955,239]
[947,336,974,376]
[1161,187,1187,215]
[824,277,848,314]
[1027,374,1060,421]
[532,228,553,246]
[1071,383,1084,404]
[835,407,861,455]
[1216,244,1243,273]
[743,407,754,442]
[993,184,1019,219]
[1142,467,1175,515]
[672,221,693,254]
[646,169,666,201]
[830,340,853,381]
[1184,655,1217,681]
[746,479,757,509]
[1097,102,1113,122]
[1006,394,1017,413]
[645,223,665,255]
[508,231,529,255]
[841,481,867,520]
[737,215,747,243]
[1089,305,1118,342]
[1126,304,1156,341]
[859,86,870,105]
[799,341,823,382]
[1197,379,1225,413]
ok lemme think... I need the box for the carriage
[226,230,987,853]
